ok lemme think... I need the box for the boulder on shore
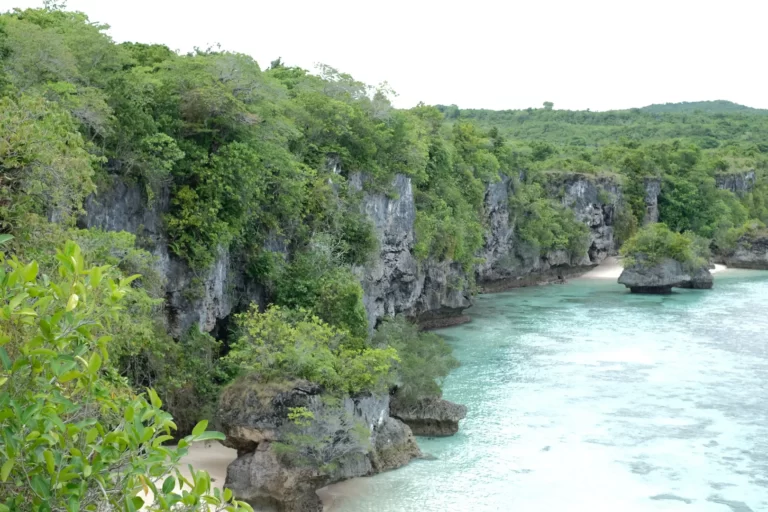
[618,258,713,293]
[219,376,420,512]
[723,233,768,269]
[390,396,467,437]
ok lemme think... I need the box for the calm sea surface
[328,270,768,512]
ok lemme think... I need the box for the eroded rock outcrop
[81,176,266,338]
[618,258,712,293]
[351,173,471,330]
[390,397,467,437]
[715,170,756,197]
[475,173,620,292]
[643,177,661,225]
[219,377,420,512]
[723,232,768,269]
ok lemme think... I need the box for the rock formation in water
[618,258,712,293]
[219,376,420,512]
[390,396,468,437]
[722,231,768,269]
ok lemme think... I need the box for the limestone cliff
[715,170,756,197]
[80,176,267,339]
[81,170,661,335]
[475,173,620,292]
[350,173,471,330]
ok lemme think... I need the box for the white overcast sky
[4,0,767,111]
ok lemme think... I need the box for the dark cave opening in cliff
[211,314,237,353]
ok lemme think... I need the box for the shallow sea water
[327,270,768,512]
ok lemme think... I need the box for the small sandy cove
[579,256,726,279]
[150,442,357,510]
[148,257,727,509]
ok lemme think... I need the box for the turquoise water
[331,271,768,511]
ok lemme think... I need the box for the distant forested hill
[437,101,768,149]
[640,100,767,114]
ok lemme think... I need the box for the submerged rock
[618,258,713,293]
[390,397,468,437]
[219,376,420,512]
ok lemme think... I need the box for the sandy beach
[177,442,237,492]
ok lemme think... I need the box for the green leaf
[66,293,79,312]
[162,476,176,494]
[9,292,28,311]
[0,503,10,512]
[88,353,102,375]
[22,261,38,283]
[31,474,51,498]
[194,431,226,442]
[191,420,208,437]
[147,388,162,409]
[44,450,55,475]
[0,348,10,371]
[0,234,13,246]
[1,458,13,482]
[86,428,98,444]
[58,371,82,383]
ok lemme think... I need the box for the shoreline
[166,257,735,510]
[577,256,728,280]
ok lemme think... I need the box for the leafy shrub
[0,241,249,511]
[619,223,707,268]
[713,219,767,254]
[372,316,459,403]
[226,305,397,395]
[510,182,590,256]
[272,241,369,339]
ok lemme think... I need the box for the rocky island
[618,223,713,293]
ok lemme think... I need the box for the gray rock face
[390,397,468,437]
[81,177,266,338]
[474,173,619,293]
[351,173,471,330]
[723,234,768,269]
[618,258,713,293]
[643,178,661,225]
[715,170,756,197]
[677,266,714,289]
[81,169,648,335]
[219,377,420,511]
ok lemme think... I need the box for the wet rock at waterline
[618,258,713,293]
[390,396,468,437]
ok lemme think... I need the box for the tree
[543,101,554,110]
[0,240,251,511]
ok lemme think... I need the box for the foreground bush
[0,240,250,511]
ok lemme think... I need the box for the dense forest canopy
[1,3,768,508]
